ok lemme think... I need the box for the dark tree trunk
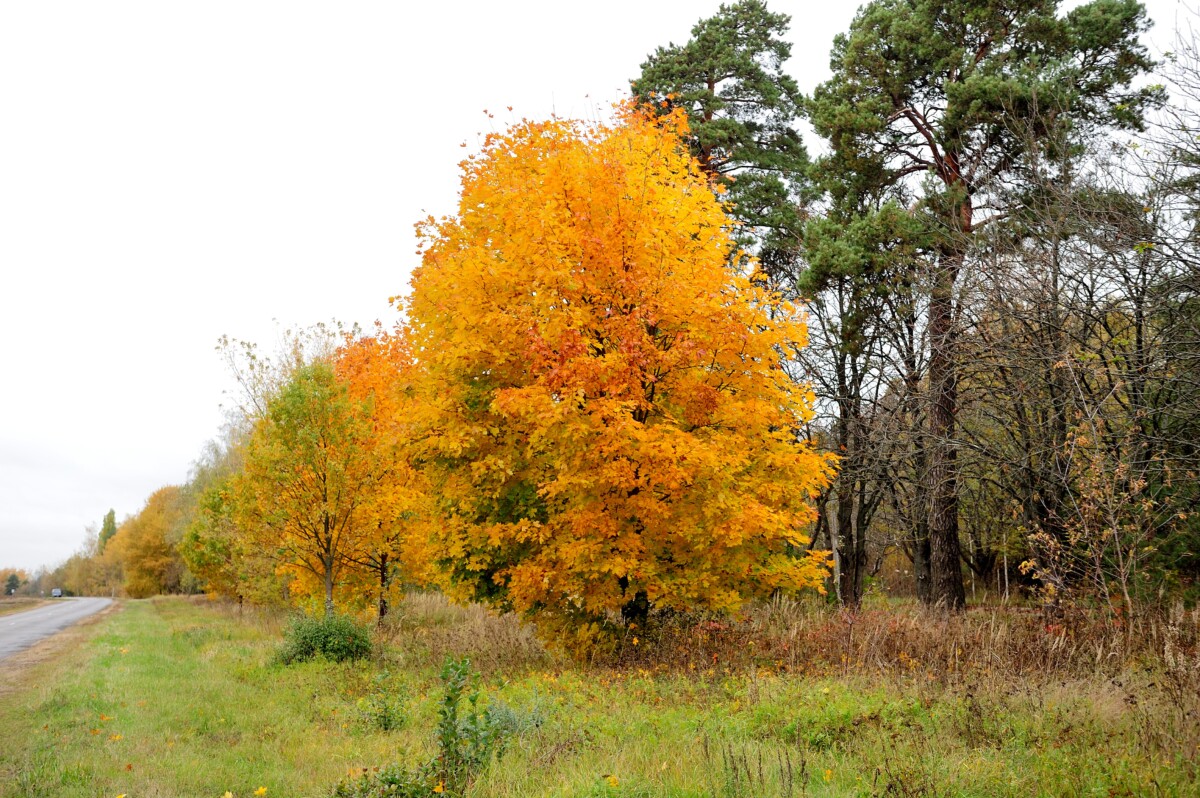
[925,252,966,610]
[377,551,389,620]
[912,514,933,603]
[323,514,336,617]
[836,481,867,609]
[899,310,932,603]
[619,576,650,628]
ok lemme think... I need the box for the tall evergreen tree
[631,0,809,280]
[807,0,1162,608]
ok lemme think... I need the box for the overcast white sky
[0,0,1189,572]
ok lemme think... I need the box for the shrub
[275,614,372,665]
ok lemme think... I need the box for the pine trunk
[925,252,966,611]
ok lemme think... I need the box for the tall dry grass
[604,596,1199,682]
[197,589,1200,694]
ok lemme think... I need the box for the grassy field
[0,597,47,617]
[0,595,1197,797]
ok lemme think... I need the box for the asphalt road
[0,597,113,661]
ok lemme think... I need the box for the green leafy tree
[806,0,1162,609]
[179,436,286,605]
[631,0,808,280]
[4,572,19,595]
[234,362,380,617]
[98,509,117,552]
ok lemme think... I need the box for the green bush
[275,614,372,665]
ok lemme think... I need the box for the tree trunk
[324,558,335,618]
[899,319,932,603]
[619,576,650,627]
[836,480,866,608]
[912,515,932,603]
[377,551,389,620]
[925,253,966,611]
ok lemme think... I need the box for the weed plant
[356,671,409,732]
[333,657,508,797]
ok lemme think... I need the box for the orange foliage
[333,327,434,613]
[405,104,833,638]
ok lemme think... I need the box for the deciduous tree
[405,105,832,644]
[233,361,381,617]
[334,328,433,618]
[107,486,187,598]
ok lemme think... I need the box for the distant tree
[107,487,188,598]
[631,0,809,282]
[4,572,19,595]
[178,434,276,604]
[98,509,117,552]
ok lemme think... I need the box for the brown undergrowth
[200,591,1200,696]
[606,596,1200,685]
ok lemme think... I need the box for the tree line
[634,0,1198,614]
[21,0,1199,634]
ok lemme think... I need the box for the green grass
[0,596,1197,797]
[0,599,415,797]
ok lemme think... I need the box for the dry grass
[380,591,554,675]
[0,597,47,617]
[193,591,555,676]
[5,594,1198,796]
[607,596,1200,686]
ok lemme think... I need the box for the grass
[0,597,47,617]
[1,594,1197,797]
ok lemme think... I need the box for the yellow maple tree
[405,104,833,642]
[107,486,188,598]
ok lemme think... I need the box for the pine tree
[806,0,1162,608]
[632,0,808,282]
